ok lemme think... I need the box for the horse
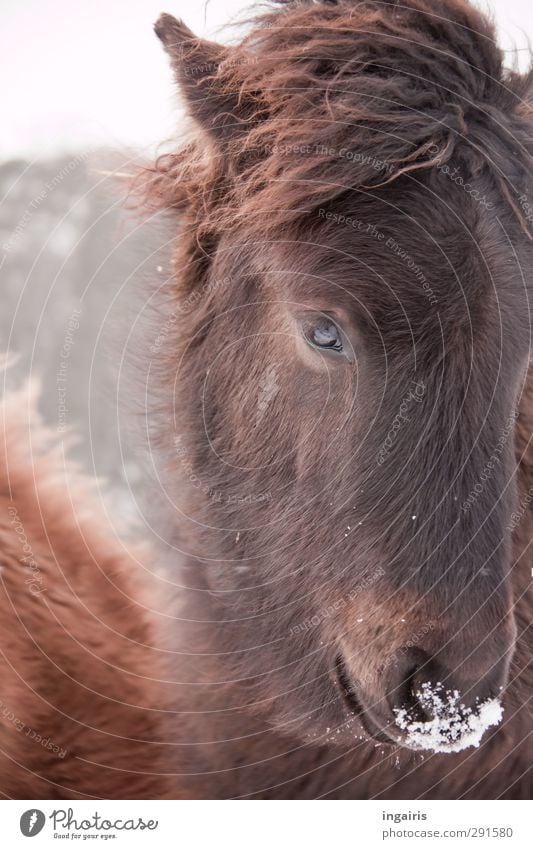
[143,0,533,797]
[0,0,532,800]
[0,382,175,798]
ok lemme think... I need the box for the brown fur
[1,0,532,799]
[0,384,174,798]
[143,0,533,797]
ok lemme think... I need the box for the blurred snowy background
[0,0,531,517]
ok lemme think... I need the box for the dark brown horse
[144,0,533,797]
[0,0,531,800]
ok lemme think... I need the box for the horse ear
[154,14,250,146]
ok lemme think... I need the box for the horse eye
[302,316,344,353]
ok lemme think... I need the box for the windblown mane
[138,0,533,290]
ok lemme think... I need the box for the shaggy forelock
[140,0,533,246]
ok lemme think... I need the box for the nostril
[393,665,434,725]
[337,647,505,752]
[386,648,434,719]
[383,647,505,752]
[386,660,505,753]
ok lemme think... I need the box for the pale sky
[2,0,532,160]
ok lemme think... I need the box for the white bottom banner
[1,799,530,848]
